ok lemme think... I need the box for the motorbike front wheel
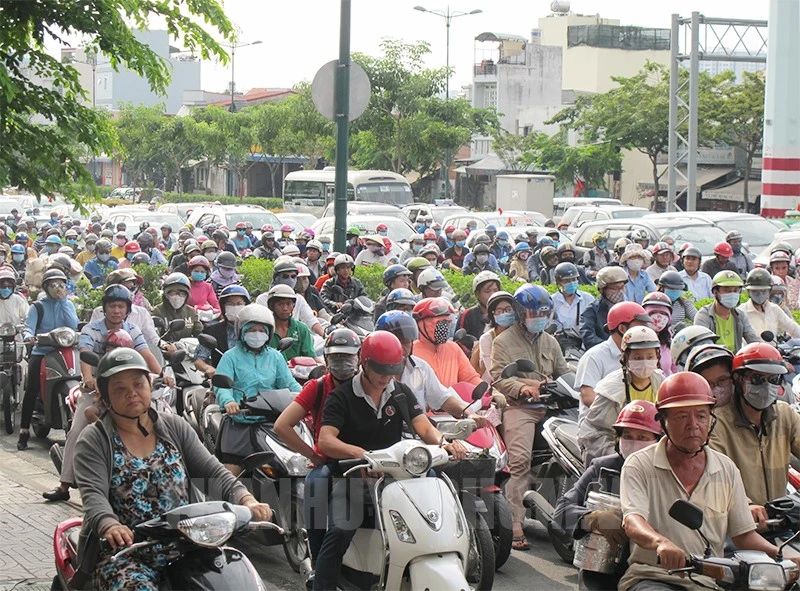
[466,513,495,591]
[486,492,513,570]
[2,383,14,434]
[282,493,308,573]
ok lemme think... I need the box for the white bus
[283,167,413,213]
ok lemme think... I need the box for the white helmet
[282,244,301,257]
[334,253,355,269]
[596,266,629,290]
[266,284,297,306]
[236,303,275,340]
[417,268,448,290]
[671,325,720,369]
[472,270,500,293]
[621,326,660,353]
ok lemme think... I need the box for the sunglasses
[749,373,783,386]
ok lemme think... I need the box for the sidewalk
[0,445,81,591]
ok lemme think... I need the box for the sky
[195,0,770,95]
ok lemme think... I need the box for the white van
[552,197,622,222]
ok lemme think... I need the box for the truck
[495,174,555,218]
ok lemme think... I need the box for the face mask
[328,357,359,381]
[322,244,330,253]
[378,230,388,237]
[97,253,110,263]
[46,245,59,254]
[12,254,23,263]
[275,275,297,289]
[525,317,549,334]
[412,243,422,253]
[664,288,682,302]
[712,383,733,407]
[205,252,217,262]
[225,304,245,322]
[217,266,236,279]
[476,254,489,264]
[87,244,96,253]
[67,239,76,246]
[0,287,12,299]
[497,240,508,247]
[46,284,67,299]
[597,241,607,250]
[719,292,740,309]
[743,381,780,410]
[167,294,187,309]
[519,252,530,261]
[771,293,785,305]
[237,230,246,236]
[433,319,450,345]
[191,271,206,282]
[627,259,643,272]
[562,280,579,296]
[126,253,134,260]
[552,241,560,249]
[297,244,307,254]
[455,241,466,248]
[368,244,384,254]
[627,359,658,379]
[731,243,742,255]
[116,238,126,246]
[244,331,269,350]
[619,439,655,459]
[749,290,769,306]
[606,289,625,305]
[494,312,516,327]
[649,312,670,332]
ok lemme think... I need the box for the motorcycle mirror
[544,322,558,335]
[472,381,489,401]
[169,349,186,367]
[80,351,100,367]
[500,362,518,379]
[761,331,775,343]
[211,374,234,389]
[152,317,166,330]
[240,451,275,473]
[516,359,537,373]
[77,321,87,332]
[168,318,186,333]
[451,294,461,305]
[438,418,477,440]
[340,302,353,314]
[669,499,704,531]
[278,337,296,352]
[197,334,218,350]
[454,328,467,341]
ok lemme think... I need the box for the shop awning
[703,179,762,202]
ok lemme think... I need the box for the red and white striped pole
[761,0,800,218]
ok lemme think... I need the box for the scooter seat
[554,422,581,461]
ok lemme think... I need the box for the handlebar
[111,540,158,561]
[248,521,285,536]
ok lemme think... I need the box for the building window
[484,86,497,109]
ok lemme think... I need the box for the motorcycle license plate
[480,407,502,427]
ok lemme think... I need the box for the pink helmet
[281,224,293,233]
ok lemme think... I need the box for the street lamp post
[414,5,481,199]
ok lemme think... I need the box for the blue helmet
[538,237,554,248]
[496,230,510,241]
[10,244,25,255]
[376,310,419,342]
[386,288,417,309]
[513,242,532,254]
[485,224,497,233]
[219,284,251,305]
[15,232,28,243]
[46,235,62,245]
[513,284,552,314]
[382,263,412,287]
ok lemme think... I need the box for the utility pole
[333,0,352,253]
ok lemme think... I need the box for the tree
[115,104,166,188]
[158,115,205,194]
[0,0,233,206]
[707,71,765,210]
[282,82,335,170]
[493,130,526,171]
[251,101,292,198]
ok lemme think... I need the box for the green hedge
[160,192,284,210]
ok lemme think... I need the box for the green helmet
[746,267,773,290]
[346,226,361,237]
[96,347,150,400]
[712,270,744,289]
[405,256,432,273]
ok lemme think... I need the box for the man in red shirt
[274,328,361,565]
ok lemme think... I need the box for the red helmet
[613,400,662,436]
[376,223,388,232]
[104,329,135,351]
[606,301,651,331]
[713,241,734,258]
[124,241,141,254]
[187,255,211,270]
[382,237,392,251]
[261,224,274,233]
[642,291,673,313]
[235,221,247,230]
[656,371,716,410]
[444,225,456,234]
[732,342,788,375]
[423,229,436,241]
[361,331,405,375]
[412,297,455,321]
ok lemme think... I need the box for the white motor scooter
[329,428,476,591]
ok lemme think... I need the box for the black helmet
[473,243,490,255]
[746,267,773,289]
[102,284,133,312]
[553,262,579,282]
[96,347,149,401]
[131,252,150,266]
[42,268,68,287]
[657,270,686,291]
[217,251,237,268]
[212,230,228,242]
[324,328,361,356]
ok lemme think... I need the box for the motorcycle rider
[354,234,389,267]
[151,273,204,342]
[194,285,250,378]
[214,304,302,475]
[442,229,469,272]
[490,283,571,551]
[186,255,221,314]
[554,400,662,591]
[771,274,792,316]
[678,246,713,301]
[508,242,533,282]
[75,233,97,266]
[314,331,467,591]
[685,343,735,407]
[641,292,678,376]
[579,326,666,465]
[726,230,753,278]
[462,243,501,275]
[475,290,515,381]
[741,267,800,340]
[413,297,481,387]
[646,242,677,283]
[304,239,325,281]
[231,222,252,251]
[373,264,413,320]
[581,266,629,349]
[416,268,450,300]
[709,343,800,513]
[491,230,512,268]
[295,262,328,318]
[264,284,316,361]
[770,250,800,310]
[552,262,595,331]
[575,302,652,426]
[582,231,612,279]
[209,251,241,296]
[670,325,722,369]
[320,254,366,312]
[457,270,500,341]
[701,240,738,278]
[0,268,28,324]
[253,231,282,261]
[655,270,696,327]
[17,269,79,451]
[619,372,800,591]
[256,258,325,337]
[695,270,760,353]
[621,244,655,305]
[385,288,417,314]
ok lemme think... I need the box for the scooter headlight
[749,563,786,591]
[402,446,431,477]
[389,510,416,544]
[286,453,310,476]
[52,328,79,348]
[177,511,236,547]
[0,323,15,337]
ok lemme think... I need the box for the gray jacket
[694,302,761,353]
[72,409,248,588]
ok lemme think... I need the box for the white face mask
[244,331,269,349]
[619,438,656,459]
[166,293,187,309]
[225,304,245,322]
[627,358,658,379]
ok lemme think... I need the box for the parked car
[570,216,729,260]
[321,202,411,224]
[561,205,650,232]
[552,197,622,222]
[402,201,469,225]
[643,212,786,256]
[107,187,164,203]
[442,211,545,232]
[465,226,570,250]
[277,213,319,233]
[755,229,800,266]
[104,210,186,240]
[310,214,415,258]
[158,202,220,221]
[185,205,282,241]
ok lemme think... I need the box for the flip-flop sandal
[512,536,529,551]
